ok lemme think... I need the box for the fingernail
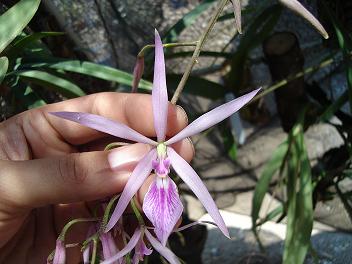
[176,105,188,126]
[108,143,151,171]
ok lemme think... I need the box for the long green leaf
[167,74,227,99]
[18,70,85,98]
[22,59,153,91]
[283,125,313,264]
[251,141,288,230]
[163,0,216,43]
[319,90,349,122]
[0,0,41,53]
[6,32,64,57]
[321,1,352,113]
[0,57,9,83]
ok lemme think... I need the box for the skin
[0,92,194,263]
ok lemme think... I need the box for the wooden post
[263,32,307,132]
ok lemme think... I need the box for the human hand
[0,93,193,263]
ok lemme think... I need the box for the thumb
[0,143,151,208]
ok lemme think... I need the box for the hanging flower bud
[278,0,329,39]
[53,239,66,264]
[132,56,145,93]
[230,0,242,34]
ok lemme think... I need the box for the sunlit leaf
[283,125,313,264]
[17,70,85,98]
[251,141,288,230]
[163,0,216,43]
[5,32,64,57]
[0,57,9,84]
[22,59,153,91]
[0,0,40,53]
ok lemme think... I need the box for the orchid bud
[230,0,242,34]
[100,232,122,263]
[278,0,329,39]
[132,56,145,93]
[53,239,66,264]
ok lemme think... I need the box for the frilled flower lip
[51,29,260,242]
[143,176,183,246]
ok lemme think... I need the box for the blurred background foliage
[0,0,351,263]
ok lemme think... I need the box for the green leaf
[23,85,46,108]
[256,204,284,226]
[0,56,9,83]
[321,1,352,113]
[0,0,41,53]
[167,74,227,99]
[163,0,216,43]
[22,59,153,91]
[283,125,313,264]
[319,90,349,122]
[10,76,46,110]
[251,141,288,230]
[17,70,85,98]
[6,32,64,57]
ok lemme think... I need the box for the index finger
[19,92,188,146]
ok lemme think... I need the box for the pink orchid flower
[101,228,179,264]
[51,29,259,246]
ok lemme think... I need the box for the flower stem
[59,217,100,240]
[130,197,145,226]
[90,237,98,264]
[104,142,131,151]
[171,0,230,104]
[101,194,120,230]
[138,41,198,58]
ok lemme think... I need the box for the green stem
[130,197,145,226]
[59,217,100,240]
[250,51,352,103]
[101,194,120,230]
[104,142,131,151]
[90,238,98,264]
[171,0,230,104]
[138,41,198,58]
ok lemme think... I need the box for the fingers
[0,138,194,209]
[18,93,188,146]
[0,147,148,208]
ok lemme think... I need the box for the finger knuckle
[58,154,88,184]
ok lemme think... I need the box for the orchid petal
[133,237,153,264]
[152,29,168,142]
[100,232,121,263]
[132,56,145,93]
[145,229,180,264]
[53,239,66,264]
[230,0,242,34]
[167,148,229,238]
[143,177,183,246]
[278,0,329,39]
[83,246,90,264]
[50,112,157,145]
[166,89,260,145]
[101,228,142,264]
[105,149,157,232]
